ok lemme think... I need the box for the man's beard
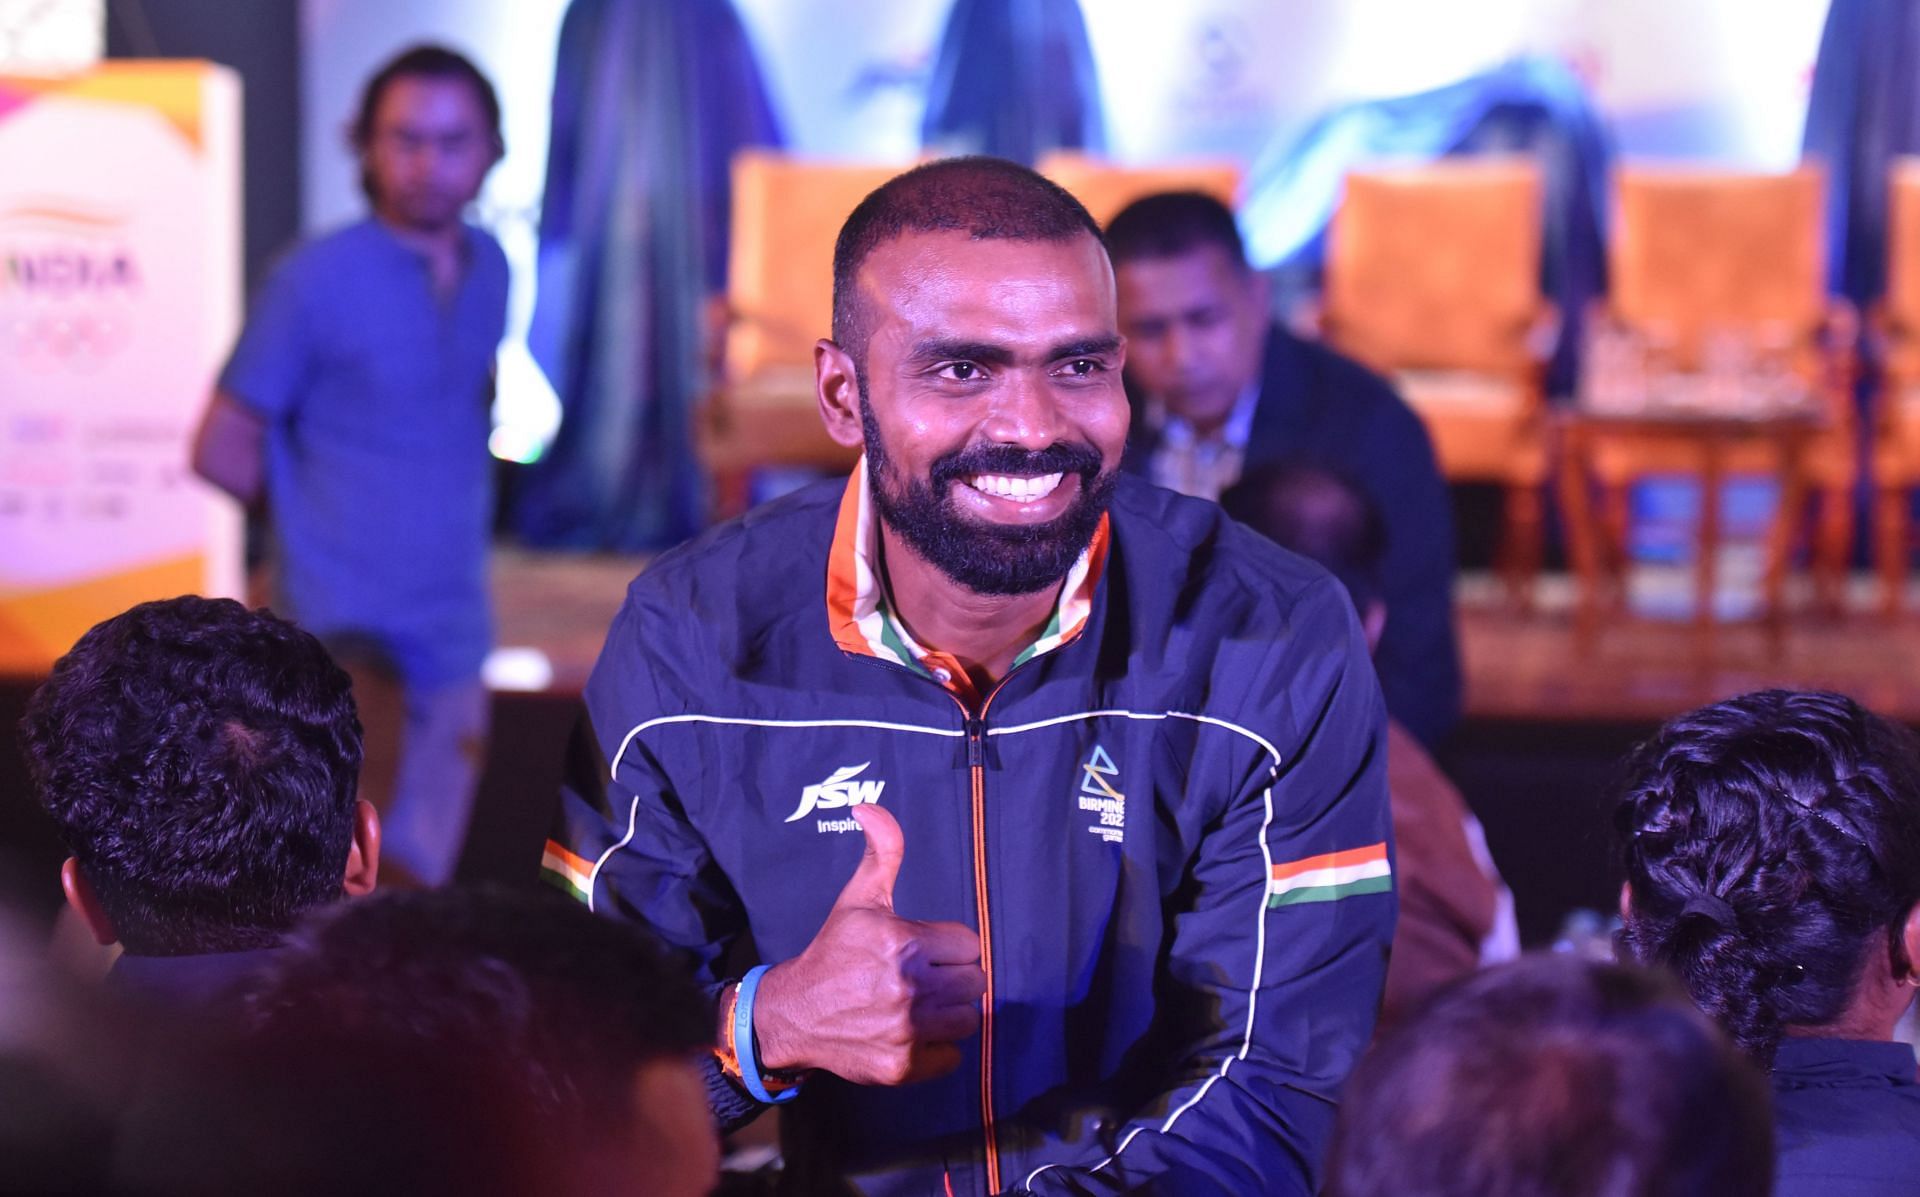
[861,392,1115,597]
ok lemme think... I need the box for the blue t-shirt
[219,219,509,686]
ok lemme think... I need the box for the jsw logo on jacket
[788,762,886,824]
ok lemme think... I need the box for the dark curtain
[1239,58,1612,397]
[515,0,782,550]
[920,0,1104,162]
[1803,0,1920,305]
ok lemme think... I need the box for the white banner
[0,62,242,672]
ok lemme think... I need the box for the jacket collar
[826,457,1109,699]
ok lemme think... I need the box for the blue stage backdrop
[1803,0,1920,307]
[515,0,781,551]
[920,0,1105,162]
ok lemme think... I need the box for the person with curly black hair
[1615,689,1920,1195]
[19,596,379,1008]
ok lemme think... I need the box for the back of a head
[831,155,1105,360]
[240,885,712,1189]
[1222,461,1387,614]
[1614,689,1920,1065]
[20,596,362,955]
[1326,954,1772,1197]
[1104,189,1247,270]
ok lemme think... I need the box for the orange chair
[699,151,900,516]
[1036,152,1240,228]
[1322,159,1554,605]
[1596,165,1857,612]
[1872,159,1920,616]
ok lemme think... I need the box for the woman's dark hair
[1614,689,1920,1066]
[348,44,504,200]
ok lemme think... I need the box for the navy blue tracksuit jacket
[553,470,1394,1196]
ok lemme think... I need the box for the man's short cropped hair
[1324,954,1773,1197]
[1104,190,1248,270]
[243,886,710,1135]
[1223,461,1388,615]
[20,596,362,955]
[831,155,1105,362]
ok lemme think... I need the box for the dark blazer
[1127,326,1462,747]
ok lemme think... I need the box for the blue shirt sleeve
[217,255,314,421]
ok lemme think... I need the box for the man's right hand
[751,803,985,1086]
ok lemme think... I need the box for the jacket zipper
[964,706,1001,1195]
[855,654,1018,1195]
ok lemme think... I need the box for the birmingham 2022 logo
[0,200,141,371]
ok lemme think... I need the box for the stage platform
[5,551,1919,948]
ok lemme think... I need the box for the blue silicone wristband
[736,965,800,1105]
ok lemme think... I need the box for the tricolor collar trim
[825,456,1109,680]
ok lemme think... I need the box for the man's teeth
[967,472,1065,502]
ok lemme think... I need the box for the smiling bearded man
[550,157,1394,1197]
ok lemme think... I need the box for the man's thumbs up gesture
[752,805,986,1086]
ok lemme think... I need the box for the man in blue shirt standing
[193,46,510,886]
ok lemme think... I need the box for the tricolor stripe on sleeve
[540,840,594,904]
[1268,842,1391,907]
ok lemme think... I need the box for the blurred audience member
[192,44,509,886]
[19,596,377,1011]
[0,881,131,1195]
[1616,690,1920,1195]
[1108,191,1460,746]
[1326,954,1773,1197]
[1225,462,1515,1026]
[115,887,714,1196]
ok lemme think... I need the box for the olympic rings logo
[0,308,135,371]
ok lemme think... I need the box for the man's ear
[815,339,865,450]
[1618,881,1635,924]
[60,859,118,946]
[342,799,381,898]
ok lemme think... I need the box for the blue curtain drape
[1239,58,1612,396]
[515,0,782,550]
[920,0,1104,162]
[1803,0,1920,306]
